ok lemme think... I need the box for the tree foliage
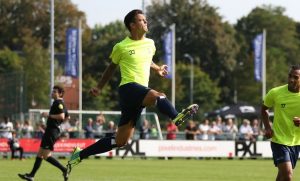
[1,0,300,118]
[0,0,89,111]
[235,5,300,104]
[146,0,239,104]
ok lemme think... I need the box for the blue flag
[253,33,263,82]
[163,30,173,79]
[65,28,79,77]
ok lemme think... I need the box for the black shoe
[18,173,34,181]
[63,170,69,181]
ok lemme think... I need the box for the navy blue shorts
[271,142,300,169]
[118,82,151,127]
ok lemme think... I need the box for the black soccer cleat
[18,173,34,181]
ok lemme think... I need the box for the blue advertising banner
[253,33,263,82]
[65,28,79,77]
[163,30,173,79]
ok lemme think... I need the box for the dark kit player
[18,85,69,181]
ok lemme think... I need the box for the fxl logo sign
[115,140,145,158]
[235,141,262,157]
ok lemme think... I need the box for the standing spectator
[208,121,222,140]
[21,120,34,138]
[214,116,225,140]
[215,116,224,131]
[198,119,210,140]
[139,119,151,139]
[94,114,106,139]
[261,65,300,181]
[69,118,79,138]
[166,119,178,140]
[222,118,238,140]
[60,116,72,139]
[14,121,23,138]
[185,120,198,140]
[0,116,13,139]
[238,119,253,140]
[8,131,24,160]
[105,121,116,138]
[251,119,264,141]
[84,118,94,138]
[34,121,46,139]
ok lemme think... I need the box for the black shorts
[40,128,60,151]
[118,82,151,127]
[271,142,300,169]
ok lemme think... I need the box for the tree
[0,0,87,51]
[0,48,24,117]
[146,0,239,105]
[0,47,22,73]
[22,34,50,109]
[0,0,91,111]
[235,5,300,104]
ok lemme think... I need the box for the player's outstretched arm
[90,62,118,97]
[151,62,168,77]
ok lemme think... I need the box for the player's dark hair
[291,64,300,71]
[53,85,65,97]
[124,9,144,31]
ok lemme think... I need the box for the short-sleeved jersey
[263,84,300,146]
[110,36,156,87]
[46,99,66,129]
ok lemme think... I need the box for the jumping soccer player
[261,65,300,181]
[67,9,198,174]
[18,85,69,181]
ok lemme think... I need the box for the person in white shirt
[198,119,210,140]
[239,119,253,140]
[0,116,13,139]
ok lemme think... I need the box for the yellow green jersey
[110,36,156,87]
[263,84,300,146]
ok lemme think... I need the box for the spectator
[222,118,238,140]
[60,116,72,139]
[21,120,34,138]
[14,121,23,138]
[251,119,264,141]
[185,120,198,140]
[239,119,253,140]
[69,118,79,138]
[139,119,151,139]
[34,121,46,139]
[208,121,222,140]
[215,115,224,131]
[84,118,95,138]
[198,119,210,140]
[8,131,24,160]
[166,119,178,140]
[0,116,13,139]
[94,114,106,139]
[105,121,116,138]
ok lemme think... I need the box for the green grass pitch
[1,158,299,181]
